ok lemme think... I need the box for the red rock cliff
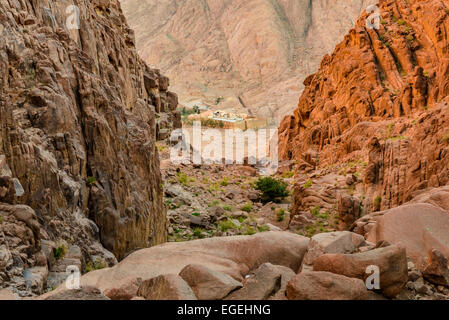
[279,0,449,214]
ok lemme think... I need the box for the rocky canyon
[0,0,449,304]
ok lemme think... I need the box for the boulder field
[37,201,449,300]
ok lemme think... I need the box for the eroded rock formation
[279,0,449,216]
[0,0,180,293]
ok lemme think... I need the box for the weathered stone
[313,245,408,298]
[302,231,365,267]
[179,264,242,300]
[137,274,197,300]
[40,232,309,298]
[0,0,180,267]
[358,203,449,270]
[43,286,110,301]
[286,271,376,300]
[104,277,142,300]
[0,289,16,300]
[225,263,291,300]
[423,249,449,287]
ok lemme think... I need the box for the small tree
[254,177,289,203]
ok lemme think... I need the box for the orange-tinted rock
[422,249,449,286]
[354,203,449,270]
[0,289,16,300]
[38,232,309,299]
[286,271,374,300]
[313,245,408,298]
[137,274,197,300]
[279,0,449,217]
[43,286,110,301]
[179,264,242,300]
[0,0,180,263]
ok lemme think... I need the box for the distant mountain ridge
[120,0,375,120]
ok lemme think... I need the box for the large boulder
[179,264,242,300]
[356,204,449,270]
[313,244,408,298]
[39,232,309,299]
[302,231,365,269]
[137,274,197,300]
[410,186,449,213]
[0,289,16,300]
[422,249,449,287]
[286,271,378,300]
[225,263,294,300]
[43,286,110,300]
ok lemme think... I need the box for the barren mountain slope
[120,0,375,120]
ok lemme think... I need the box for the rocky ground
[143,140,449,301]
[158,142,292,241]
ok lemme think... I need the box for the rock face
[279,0,449,217]
[120,0,375,120]
[0,0,180,292]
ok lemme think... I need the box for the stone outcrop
[279,0,449,217]
[286,271,379,300]
[422,249,449,287]
[38,231,309,299]
[313,244,408,298]
[137,274,197,300]
[353,202,449,270]
[179,264,242,300]
[0,0,180,293]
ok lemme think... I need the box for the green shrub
[303,179,313,189]
[208,200,221,207]
[257,225,270,232]
[244,227,256,235]
[219,220,237,232]
[220,177,229,186]
[54,244,67,260]
[442,133,449,144]
[276,209,285,222]
[240,202,253,213]
[254,177,289,203]
[177,172,188,185]
[193,227,205,238]
[222,205,232,212]
[87,176,97,186]
[85,260,107,273]
[310,206,321,217]
[374,195,382,210]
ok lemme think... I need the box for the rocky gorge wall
[0,0,180,293]
[279,0,449,217]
